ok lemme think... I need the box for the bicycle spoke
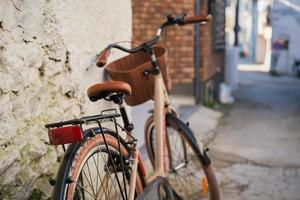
[94,134,121,200]
[96,173,110,200]
[75,187,83,199]
[96,148,119,200]
[81,167,96,197]
[169,129,183,163]
[86,160,97,196]
[80,174,86,199]
[113,118,128,200]
[92,153,110,200]
[98,122,126,200]
[97,143,111,199]
[92,155,100,192]
[107,176,116,199]
[73,179,98,199]
[96,145,119,199]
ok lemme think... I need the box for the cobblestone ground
[213,160,300,200]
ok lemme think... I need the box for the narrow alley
[211,65,300,200]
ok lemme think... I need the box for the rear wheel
[53,133,144,200]
[145,114,220,200]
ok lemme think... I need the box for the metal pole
[252,0,258,62]
[234,0,240,46]
[194,0,201,104]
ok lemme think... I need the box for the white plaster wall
[272,0,300,73]
[0,0,132,199]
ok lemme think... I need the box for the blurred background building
[271,0,300,75]
[226,0,300,76]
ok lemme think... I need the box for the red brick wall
[132,0,195,85]
[132,0,225,86]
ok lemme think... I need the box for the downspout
[234,0,240,46]
[251,0,258,62]
[194,0,201,104]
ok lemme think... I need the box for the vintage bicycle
[45,13,220,200]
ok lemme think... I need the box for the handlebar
[184,15,212,24]
[96,14,212,67]
[96,49,110,67]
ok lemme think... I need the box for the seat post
[119,103,134,132]
[110,94,134,132]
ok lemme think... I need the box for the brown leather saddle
[87,81,132,102]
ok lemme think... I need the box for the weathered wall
[0,0,132,199]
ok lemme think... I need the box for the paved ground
[210,67,300,200]
[134,64,300,199]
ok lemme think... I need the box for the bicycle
[45,13,220,200]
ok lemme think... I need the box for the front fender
[166,113,211,166]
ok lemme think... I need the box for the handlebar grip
[184,15,212,24]
[96,49,110,67]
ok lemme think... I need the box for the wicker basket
[106,46,171,106]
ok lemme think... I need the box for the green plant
[204,100,222,111]
[28,188,45,200]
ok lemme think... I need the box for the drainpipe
[194,0,201,104]
[234,0,240,46]
[251,0,258,62]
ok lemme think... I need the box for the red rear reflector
[48,125,83,145]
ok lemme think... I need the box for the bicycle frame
[127,53,170,200]
[153,71,170,175]
[94,14,212,200]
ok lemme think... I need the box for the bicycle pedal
[49,178,56,186]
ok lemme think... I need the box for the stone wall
[0,0,132,199]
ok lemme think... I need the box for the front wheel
[145,113,220,200]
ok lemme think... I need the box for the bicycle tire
[145,113,220,200]
[52,129,144,200]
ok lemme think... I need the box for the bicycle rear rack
[45,110,120,129]
[45,109,121,146]
[46,109,137,198]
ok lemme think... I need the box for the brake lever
[86,54,98,71]
[166,13,187,25]
[166,14,175,24]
